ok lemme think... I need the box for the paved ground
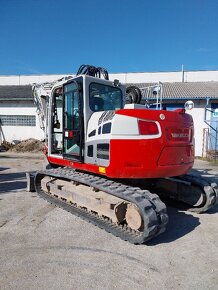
[0,152,218,290]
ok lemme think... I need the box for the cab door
[63,81,83,161]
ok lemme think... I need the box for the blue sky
[1,0,218,75]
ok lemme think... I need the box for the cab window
[89,83,122,112]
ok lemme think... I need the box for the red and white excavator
[30,65,218,244]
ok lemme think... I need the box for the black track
[34,168,168,244]
[150,173,218,213]
[178,174,218,212]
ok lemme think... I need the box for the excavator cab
[48,75,125,165]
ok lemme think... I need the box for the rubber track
[177,173,218,213]
[34,168,168,244]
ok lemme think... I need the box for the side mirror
[184,100,194,111]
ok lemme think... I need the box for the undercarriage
[31,167,218,244]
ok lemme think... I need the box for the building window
[0,115,36,126]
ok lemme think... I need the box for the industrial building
[1,69,218,157]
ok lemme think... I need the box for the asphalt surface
[0,152,218,290]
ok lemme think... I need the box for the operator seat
[90,97,105,112]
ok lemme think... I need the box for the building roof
[1,82,218,101]
[130,82,218,100]
[0,85,32,101]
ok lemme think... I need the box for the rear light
[138,120,159,135]
[167,127,192,142]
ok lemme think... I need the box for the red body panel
[107,140,193,178]
[47,156,105,176]
[47,108,194,179]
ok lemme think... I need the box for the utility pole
[182,64,184,82]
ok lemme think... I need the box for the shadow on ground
[147,206,200,245]
[0,154,43,160]
[0,181,27,193]
[0,172,25,182]
[191,167,218,182]
[0,167,10,172]
[0,172,27,194]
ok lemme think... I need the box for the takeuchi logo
[171,133,189,138]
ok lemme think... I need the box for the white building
[0,85,44,143]
[0,69,218,156]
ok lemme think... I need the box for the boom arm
[32,83,53,136]
[32,76,72,139]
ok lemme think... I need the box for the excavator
[30,65,218,244]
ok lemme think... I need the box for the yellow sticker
[99,167,106,174]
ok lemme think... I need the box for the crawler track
[35,168,168,244]
[178,174,218,212]
[151,173,218,213]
